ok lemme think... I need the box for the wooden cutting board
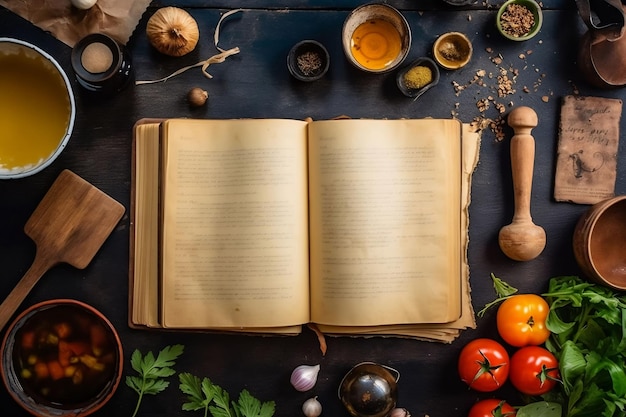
[0,169,125,330]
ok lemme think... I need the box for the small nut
[187,87,208,107]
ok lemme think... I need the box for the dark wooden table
[2,1,626,416]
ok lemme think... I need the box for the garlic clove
[290,364,320,392]
[187,87,208,107]
[71,0,97,10]
[302,396,322,417]
[390,408,411,417]
[146,7,199,57]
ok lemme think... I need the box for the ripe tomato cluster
[459,294,560,416]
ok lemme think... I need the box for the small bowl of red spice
[287,40,330,82]
[496,0,543,41]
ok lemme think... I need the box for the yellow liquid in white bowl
[350,18,402,71]
[0,41,72,175]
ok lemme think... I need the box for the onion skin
[290,364,320,392]
[146,7,199,57]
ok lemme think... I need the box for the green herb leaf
[180,374,274,417]
[542,276,626,417]
[180,373,215,413]
[491,272,518,297]
[476,273,519,317]
[235,389,275,417]
[516,401,561,417]
[126,345,184,417]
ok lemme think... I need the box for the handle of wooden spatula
[0,254,53,331]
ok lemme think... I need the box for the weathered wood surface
[1,1,625,416]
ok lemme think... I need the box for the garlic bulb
[146,7,199,57]
[71,0,97,10]
[302,397,322,417]
[290,364,320,392]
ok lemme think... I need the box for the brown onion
[146,7,199,57]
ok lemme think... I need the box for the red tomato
[509,346,560,395]
[458,338,510,392]
[468,399,516,417]
[497,294,550,347]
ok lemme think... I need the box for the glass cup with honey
[342,3,412,74]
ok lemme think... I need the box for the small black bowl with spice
[287,40,330,82]
[496,0,543,41]
[395,57,440,99]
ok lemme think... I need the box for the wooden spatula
[0,169,125,330]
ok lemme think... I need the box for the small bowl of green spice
[396,57,439,99]
[287,40,330,82]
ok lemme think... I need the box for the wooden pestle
[498,106,546,261]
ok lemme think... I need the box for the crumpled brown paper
[0,0,152,47]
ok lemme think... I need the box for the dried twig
[135,47,240,85]
[136,8,243,85]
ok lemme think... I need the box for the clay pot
[573,196,626,290]
[0,299,123,416]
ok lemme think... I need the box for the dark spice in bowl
[297,51,323,76]
[287,40,329,82]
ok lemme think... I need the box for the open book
[130,118,479,342]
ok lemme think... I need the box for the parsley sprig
[179,372,276,417]
[126,344,185,417]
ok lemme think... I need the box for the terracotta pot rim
[0,298,123,417]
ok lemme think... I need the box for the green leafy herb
[516,401,561,417]
[483,274,626,417]
[477,273,519,317]
[126,344,185,417]
[179,372,275,417]
[543,276,626,417]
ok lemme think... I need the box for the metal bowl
[338,362,399,417]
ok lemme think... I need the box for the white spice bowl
[342,3,411,74]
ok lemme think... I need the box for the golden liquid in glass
[350,18,402,70]
[0,44,71,172]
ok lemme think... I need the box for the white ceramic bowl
[342,3,411,74]
[0,38,75,179]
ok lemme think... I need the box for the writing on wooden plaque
[554,95,622,204]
